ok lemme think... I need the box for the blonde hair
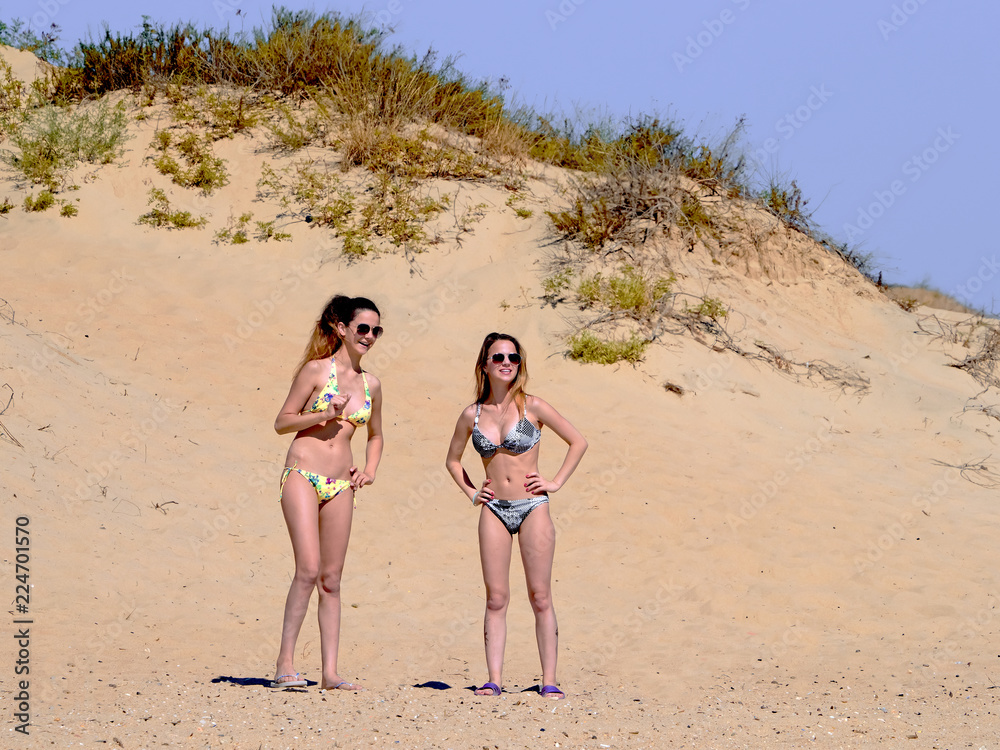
[474,332,529,411]
[294,295,380,378]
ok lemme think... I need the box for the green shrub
[205,89,259,137]
[576,268,673,317]
[23,190,55,211]
[505,191,533,218]
[257,159,446,254]
[267,100,329,150]
[677,193,719,240]
[138,188,207,229]
[215,212,253,244]
[254,220,291,242]
[567,331,647,364]
[3,100,131,187]
[607,267,650,313]
[547,196,628,251]
[687,296,728,320]
[0,58,28,137]
[0,196,13,214]
[150,130,228,194]
[60,202,78,217]
[542,269,573,298]
[758,179,812,233]
[0,17,66,63]
[577,274,603,307]
[257,161,355,228]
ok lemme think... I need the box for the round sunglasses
[353,323,384,339]
[490,352,521,365]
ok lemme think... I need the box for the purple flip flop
[475,682,502,696]
[540,684,565,699]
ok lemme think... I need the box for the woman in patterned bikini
[270,295,384,691]
[446,332,587,699]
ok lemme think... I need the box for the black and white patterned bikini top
[472,401,542,458]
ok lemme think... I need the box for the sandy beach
[3,42,1000,748]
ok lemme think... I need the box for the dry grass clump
[885,285,979,315]
[45,9,509,138]
[544,118,742,254]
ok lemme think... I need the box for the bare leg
[317,487,360,690]
[477,506,513,693]
[518,503,559,690]
[275,472,320,683]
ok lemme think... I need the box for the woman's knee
[485,589,510,612]
[527,587,553,614]
[292,565,320,587]
[317,568,344,597]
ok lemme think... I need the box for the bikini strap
[474,403,482,426]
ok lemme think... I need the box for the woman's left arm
[525,396,588,495]
[351,375,384,490]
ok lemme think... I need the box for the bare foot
[474,681,502,696]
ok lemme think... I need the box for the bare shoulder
[457,402,479,425]
[526,394,563,426]
[298,357,330,383]
[364,370,382,391]
[526,393,555,414]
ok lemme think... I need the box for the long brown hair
[294,295,380,378]
[474,332,529,412]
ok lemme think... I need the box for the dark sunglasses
[354,323,383,339]
[490,352,521,365]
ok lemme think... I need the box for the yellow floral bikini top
[308,358,372,426]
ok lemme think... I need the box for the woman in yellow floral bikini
[270,295,384,691]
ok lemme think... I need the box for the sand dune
[3,45,1000,747]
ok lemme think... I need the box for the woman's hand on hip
[472,478,494,506]
[524,472,558,495]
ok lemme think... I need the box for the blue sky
[13,0,998,312]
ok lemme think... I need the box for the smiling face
[474,332,529,405]
[486,340,520,381]
[339,309,381,356]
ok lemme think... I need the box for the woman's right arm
[445,406,485,504]
[273,360,346,435]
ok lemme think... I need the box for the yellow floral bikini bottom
[280,463,353,507]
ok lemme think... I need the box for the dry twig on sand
[963,389,1000,423]
[0,298,16,325]
[647,298,871,394]
[949,327,1000,389]
[0,384,23,448]
[931,456,1000,489]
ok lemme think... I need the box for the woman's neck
[484,382,516,407]
[335,346,362,372]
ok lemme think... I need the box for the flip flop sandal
[475,682,502,696]
[320,681,364,692]
[270,673,307,688]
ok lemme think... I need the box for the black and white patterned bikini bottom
[485,496,549,535]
